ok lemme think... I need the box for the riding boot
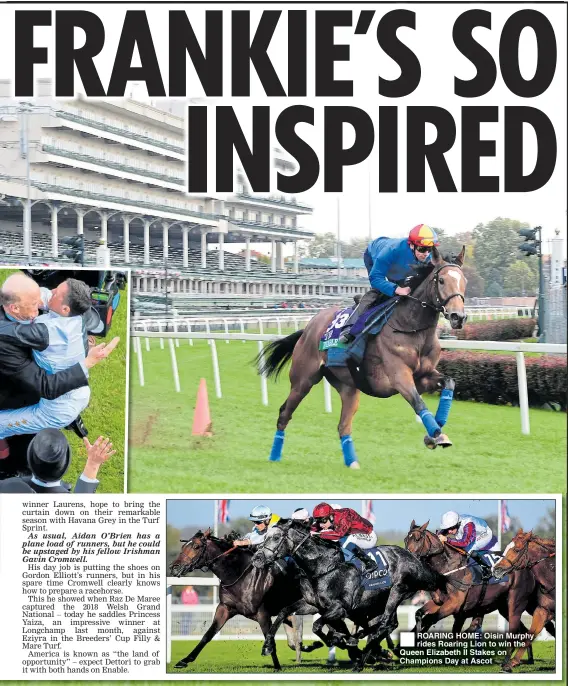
[338,289,382,344]
[470,550,492,579]
[346,543,378,573]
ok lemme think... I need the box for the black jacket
[0,475,98,493]
[0,307,88,411]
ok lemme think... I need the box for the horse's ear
[203,527,212,538]
[517,528,524,535]
[455,245,466,266]
[410,519,416,530]
[419,520,430,532]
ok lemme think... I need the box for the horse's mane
[281,519,345,553]
[523,533,556,548]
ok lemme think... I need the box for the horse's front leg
[396,367,452,449]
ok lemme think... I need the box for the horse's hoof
[262,644,274,656]
[436,433,453,448]
[174,661,188,669]
[349,461,360,470]
[424,435,437,450]
[500,662,513,673]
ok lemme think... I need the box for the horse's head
[169,528,212,577]
[429,245,467,329]
[251,519,296,569]
[404,520,444,558]
[493,529,532,579]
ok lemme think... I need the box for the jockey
[311,502,378,573]
[339,224,440,343]
[437,511,497,579]
[233,505,280,547]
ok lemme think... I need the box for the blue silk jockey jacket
[366,237,432,297]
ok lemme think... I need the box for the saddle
[344,547,392,591]
[468,552,508,586]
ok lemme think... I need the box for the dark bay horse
[252,519,441,671]
[493,530,556,671]
[169,528,320,670]
[258,246,467,467]
[404,521,537,666]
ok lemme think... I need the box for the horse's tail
[255,329,304,380]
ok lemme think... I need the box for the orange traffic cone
[192,378,213,436]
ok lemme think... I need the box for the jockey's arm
[448,522,476,549]
[367,247,399,296]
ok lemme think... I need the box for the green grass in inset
[167,639,556,676]
[128,339,566,494]
[0,268,127,493]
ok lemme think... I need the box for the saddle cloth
[347,547,393,591]
[319,298,398,367]
[468,551,509,585]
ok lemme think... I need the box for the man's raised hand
[85,337,120,369]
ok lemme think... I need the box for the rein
[388,263,465,335]
[499,537,556,575]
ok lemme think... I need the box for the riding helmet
[440,511,460,530]
[408,224,440,248]
[313,502,334,519]
[249,505,272,521]
[27,429,71,482]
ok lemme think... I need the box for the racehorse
[257,246,467,467]
[493,530,556,672]
[169,528,321,670]
[404,521,537,667]
[252,518,441,671]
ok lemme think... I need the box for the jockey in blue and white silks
[438,511,498,578]
[0,281,91,439]
[233,505,281,547]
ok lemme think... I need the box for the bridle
[389,263,465,334]
[404,527,443,559]
[174,535,237,576]
[495,536,556,576]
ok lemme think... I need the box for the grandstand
[0,81,370,306]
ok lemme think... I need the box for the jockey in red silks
[311,502,378,573]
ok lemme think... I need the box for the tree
[298,232,339,258]
[342,237,369,258]
[463,264,485,298]
[486,281,503,297]
[473,218,531,284]
[503,261,538,296]
[534,507,555,539]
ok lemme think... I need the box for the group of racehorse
[169,520,555,673]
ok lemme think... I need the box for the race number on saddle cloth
[467,552,509,586]
[0,287,90,439]
[319,299,399,367]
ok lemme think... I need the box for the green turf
[128,338,566,493]
[0,268,127,493]
[167,639,556,676]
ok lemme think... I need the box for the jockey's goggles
[414,245,432,254]
[252,519,267,525]
[316,516,331,523]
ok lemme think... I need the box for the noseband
[407,263,465,316]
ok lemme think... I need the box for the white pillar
[100,213,108,246]
[76,210,84,235]
[201,230,207,268]
[294,241,299,274]
[162,222,169,263]
[51,205,59,257]
[271,239,276,273]
[218,232,225,271]
[245,237,251,271]
[123,215,130,263]
[516,352,530,435]
[277,241,285,271]
[144,220,151,264]
[182,226,189,268]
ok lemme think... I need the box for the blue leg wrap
[269,430,285,462]
[340,434,358,467]
[419,410,441,438]
[435,388,454,428]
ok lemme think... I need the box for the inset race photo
[166,497,558,676]
[0,267,128,493]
